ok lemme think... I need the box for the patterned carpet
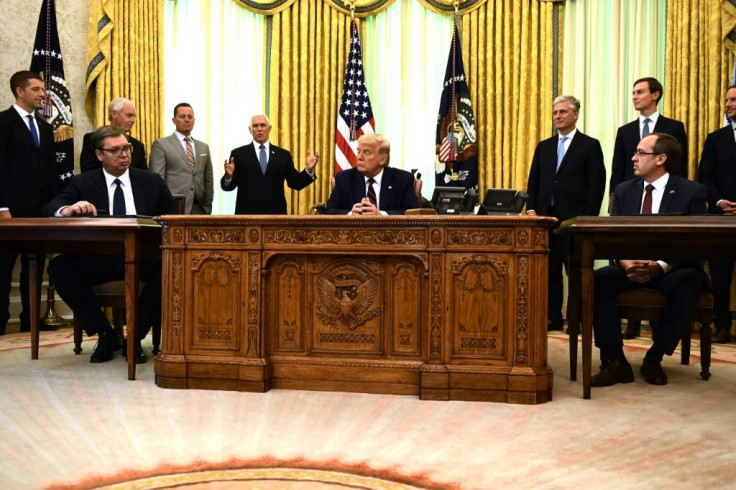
[1,327,736,489]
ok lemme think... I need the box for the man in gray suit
[150,103,213,214]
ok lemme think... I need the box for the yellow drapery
[266,0,557,213]
[665,0,733,177]
[84,0,164,160]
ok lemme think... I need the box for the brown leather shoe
[591,360,635,387]
[640,357,668,385]
[713,328,731,344]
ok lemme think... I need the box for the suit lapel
[92,170,111,212]
[379,168,393,211]
[129,170,145,215]
[557,133,582,174]
[10,108,39,152]
[627,179,645,215]
[659,178,678,213]
[171,134,189,163]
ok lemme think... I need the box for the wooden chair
[72,194,186,355]
[570,288,714,381]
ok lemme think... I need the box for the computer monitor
[480,188,527,215]
[431,186,466,215]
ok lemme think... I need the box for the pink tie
[185,137,195,169]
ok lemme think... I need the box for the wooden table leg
[125,233,139,381]
[580,239,594,399]
[29,254,41,360]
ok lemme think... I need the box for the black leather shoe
[623,322,640,339]
[122,341,147,364]
[591,360,635,387]
[90,330,121,363]
[713,328,731,344]
[641,357,668,385]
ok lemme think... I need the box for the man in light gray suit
[150,103,214,214]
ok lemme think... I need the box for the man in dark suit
[610,77,689,339]
[325,134,419,215]
[222,114,318,214]
[526,95,606,331]
[697,84,736,343]
[592,133,708,387]
[79,98,147,172]
[43,126,177,363]
[0,71,57,336]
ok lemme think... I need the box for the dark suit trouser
[48,254,162,340]
[708,259,734,331]
[548,225,569,325]
[593,264,705,356]
[0,253,45,333]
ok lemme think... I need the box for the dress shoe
[591,360,635,387]
[640,357,668,385]
[122,341,147,364]
[548,320,564,332]
[90,330,121,363]
[713,328,731,344]
[623,322,640,339]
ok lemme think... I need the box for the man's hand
[305,150,319,172]
[526,210,537,216]
[719,199,736,216]
[223,157,235,179]
[351,198,380,216]
[60,201,98,217]
[619,259,662,283]
[0,210,11,219]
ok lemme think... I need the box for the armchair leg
[700,322,712,381]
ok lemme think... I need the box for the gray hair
[108,98,133,120]
[553,95,580,113]
[249,114,271,127]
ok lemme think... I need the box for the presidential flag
[30,0,74,189]
[435,23,478,188]
[334,19,375,173]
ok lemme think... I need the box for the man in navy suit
[697,84,736,343]
[610,77,689,339]
[43,126,177,363]
[222,114,318,214]
[526,95,606,331]
[592,133,708,387]
[325,134,419,215]
[0,71,57,335]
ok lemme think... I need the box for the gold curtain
[269,1,351,214]
[85,0,164,159]
[267,0,557,213]
[666,0,733,178]
[462,0,557,191]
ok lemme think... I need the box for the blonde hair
[358,134,390,165]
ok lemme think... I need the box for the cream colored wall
[0,0,94,325]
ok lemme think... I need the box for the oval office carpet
[1,327,736,489]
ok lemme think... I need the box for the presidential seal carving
[316,265,382,330]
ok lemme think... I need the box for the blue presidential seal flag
[435,22,477,189]
[30,0,74,190]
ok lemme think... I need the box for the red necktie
[641,184,654,214]
[367,178,377,206]
[185,137,195,169]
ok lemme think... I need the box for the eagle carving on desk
[316,274,381,330]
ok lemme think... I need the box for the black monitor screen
[483,188,518,211]
[431,186,466,215]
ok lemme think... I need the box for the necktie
[259,145,267,175]
[366,178,377,207]
[27,115,40,148]
[555,136,568,172]
[641,184,654,214]
[185,137,195,170]
[112,179,126,216]
[642,118,651,139]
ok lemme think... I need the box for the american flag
[334,19,375,173]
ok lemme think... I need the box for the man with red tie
[592,133,708,387]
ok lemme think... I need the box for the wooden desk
[155,215,555,404]
[0,217,162,380]
[557,215,736,399]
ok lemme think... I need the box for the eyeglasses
[99,144,133,156]
[635,149,661,156]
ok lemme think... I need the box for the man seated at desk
[592,133,708,387]
[325,134,418,215]
[42,125,177,364]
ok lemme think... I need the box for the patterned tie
[259,145,267,175]
[641,184,654,214]
[112,179,126,216]
[642,118,651,139]
[366,178,377,207]
[555,136,568,172]
[185,137,195,170]
[27,115,40,148]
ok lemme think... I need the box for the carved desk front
[155,215,555,404]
